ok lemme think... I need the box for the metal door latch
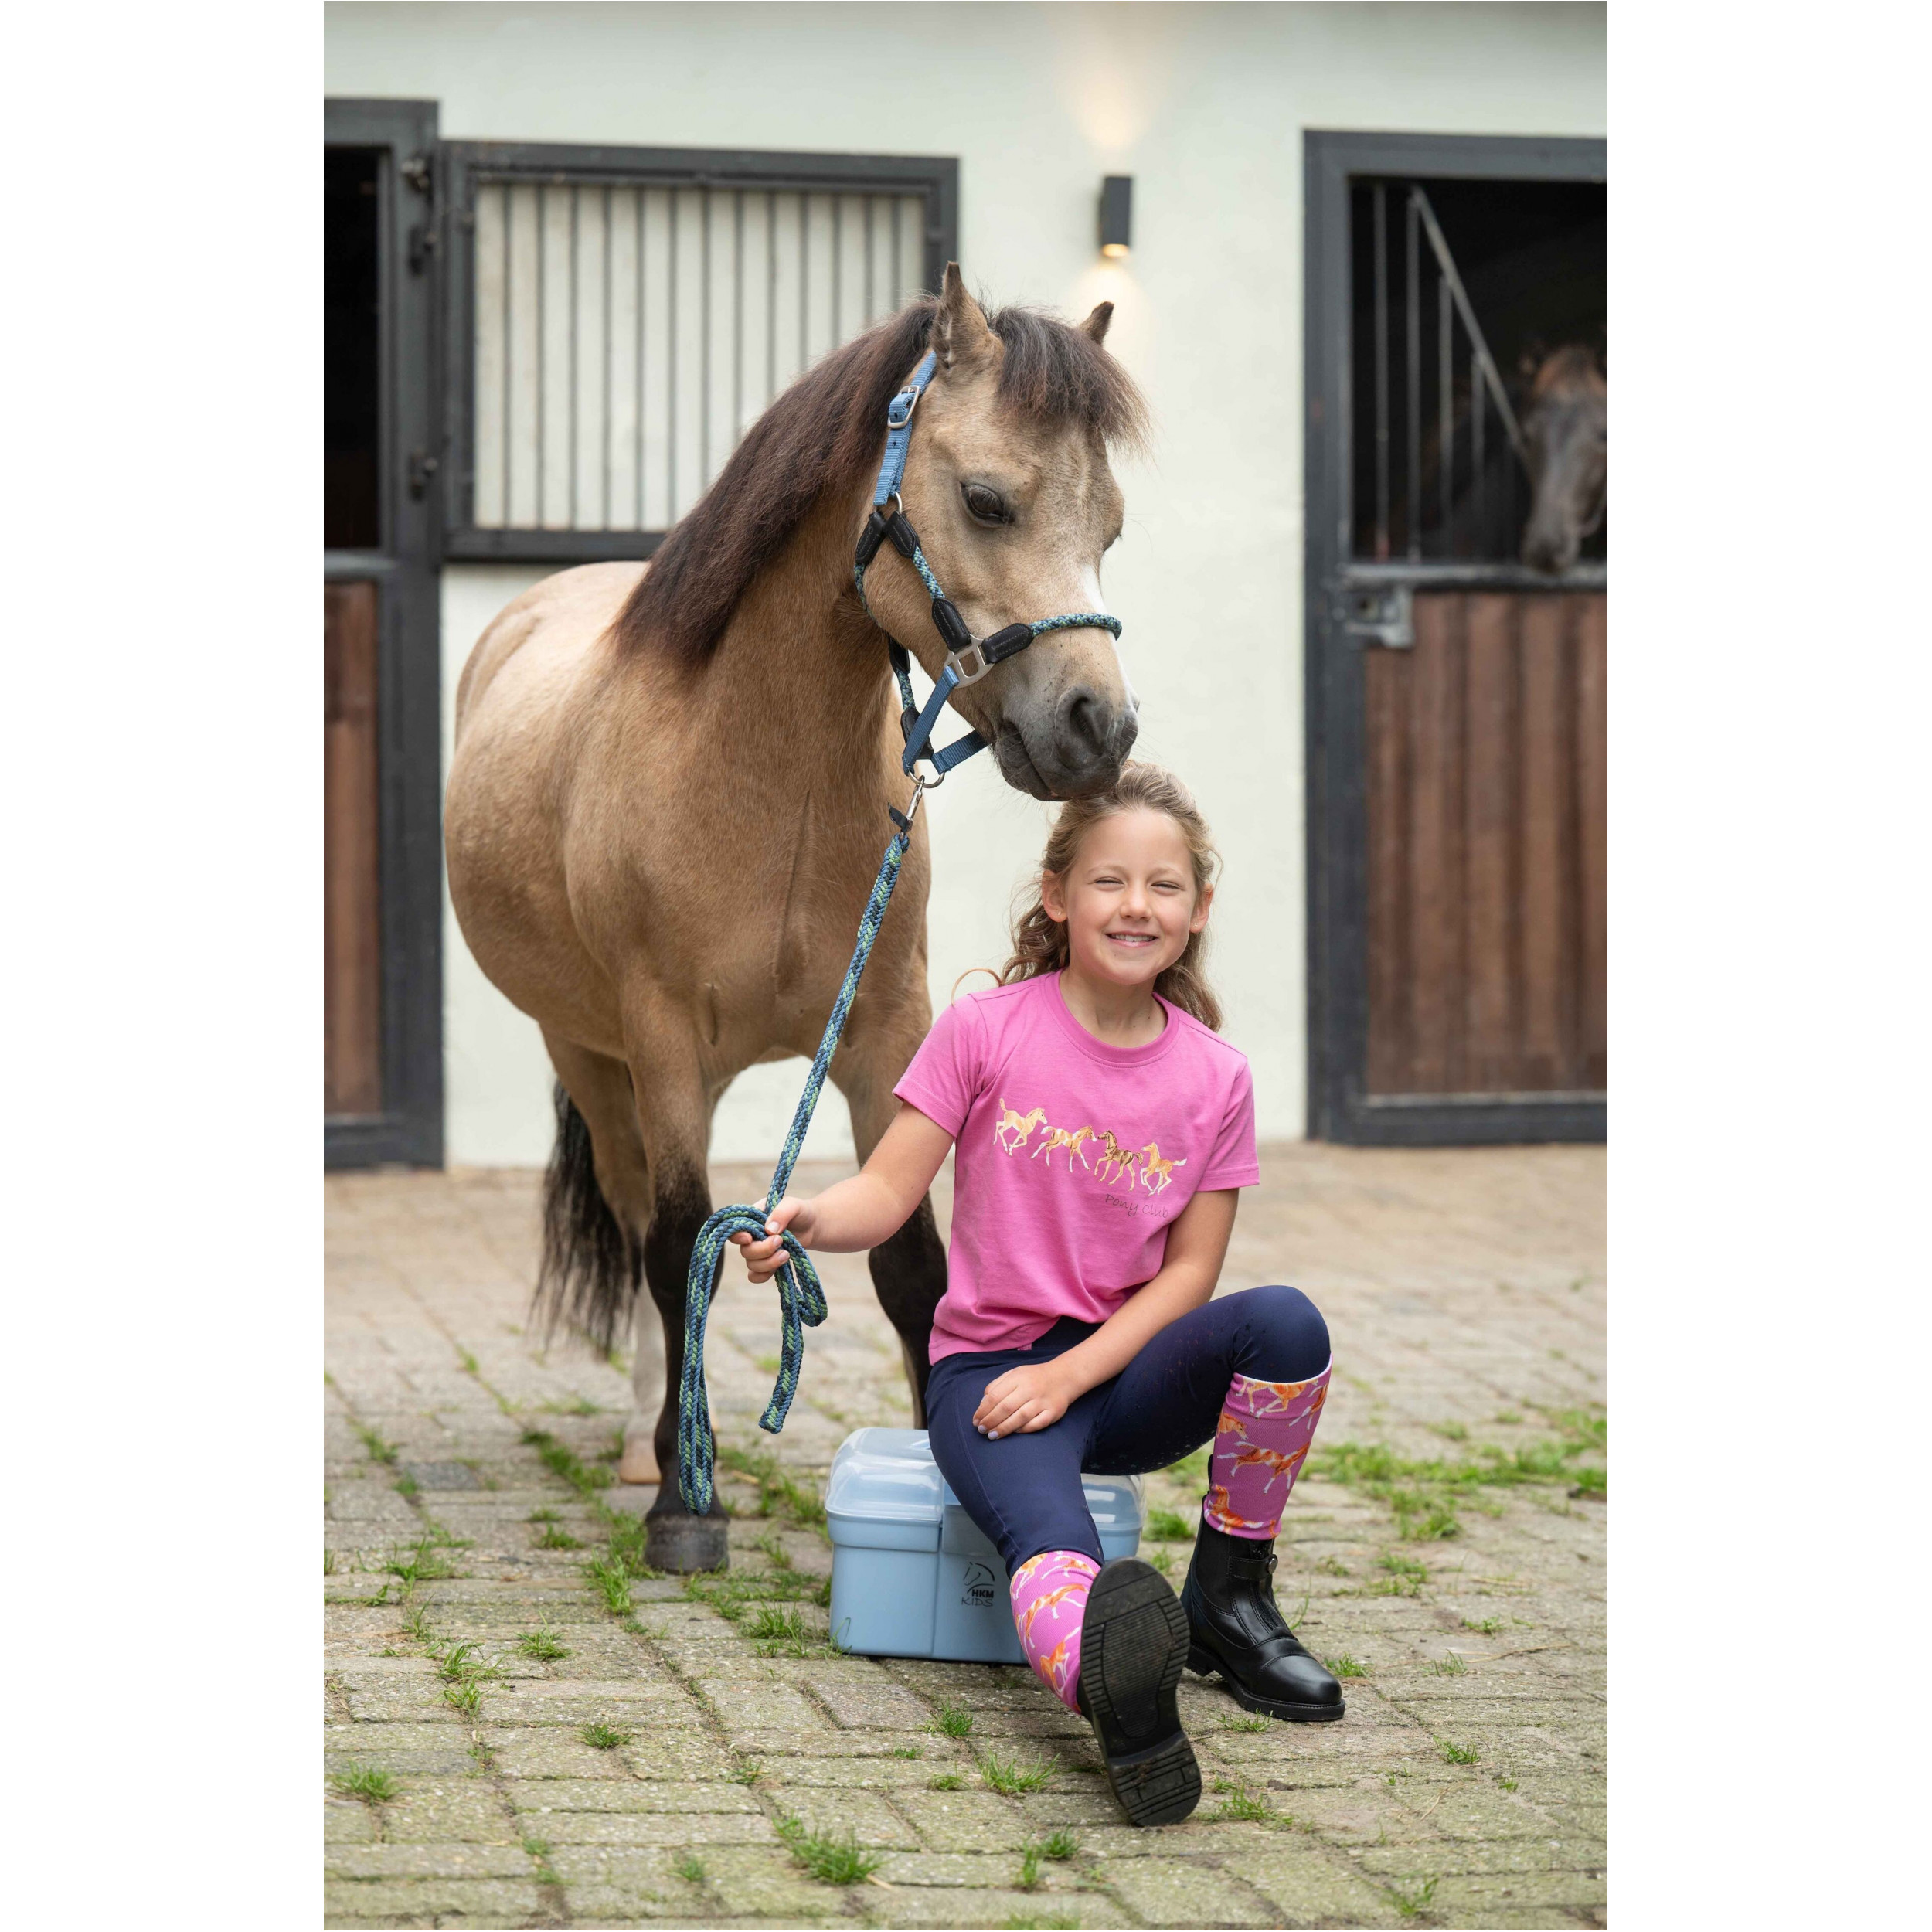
[408,451,440,499]
[1336,582,1413,649]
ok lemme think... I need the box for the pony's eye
[961,482,1010,526]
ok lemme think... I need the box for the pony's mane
[612,295,1149,665]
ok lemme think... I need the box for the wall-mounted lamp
[1099,175,1132,258]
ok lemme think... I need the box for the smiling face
[1040,808,1212,995]
[864,272,1140,800]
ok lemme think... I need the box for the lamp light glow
[1099,175,1132,258]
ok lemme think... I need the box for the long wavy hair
[971,761,1223,1029]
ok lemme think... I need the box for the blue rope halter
[675,347,1127,1521]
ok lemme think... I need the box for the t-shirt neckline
[1044,971,1181,1066]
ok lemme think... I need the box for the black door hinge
[400,151,434,196]
[408,451,440,499]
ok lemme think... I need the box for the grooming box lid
[825,1427,1145,1527]
[825,1427,947,1524]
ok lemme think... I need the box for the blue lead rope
[675,341,1128,1520]
[676,808,916,1517]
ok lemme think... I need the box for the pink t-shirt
[893,971,1260,1362]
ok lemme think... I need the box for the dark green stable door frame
[325,97,444,1169]
[1303,129,1609,1146]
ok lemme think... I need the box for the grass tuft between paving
[774,1814,883,1885]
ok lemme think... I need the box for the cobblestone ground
[326,1145,1605,1931]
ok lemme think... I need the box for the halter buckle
[886,384,923,430]
[948,640,990,685]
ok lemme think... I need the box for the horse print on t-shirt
[994,1100,1187,1196]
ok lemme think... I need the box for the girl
[732,763,1340,1827]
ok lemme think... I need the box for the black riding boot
[1071,1559,1202,1827]
[1180,1518,1345,1722]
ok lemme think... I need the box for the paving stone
[380,1784,520,1843]
[508,1778,762,1814]
[757,1750,975,1787]
[1391,1782,1563,1840]
[1358,1835,1606,1878]
[873,1852,1039,1888]
[1235,1839,1410,1925]
[340,1682,466,1723]
[692,1844,849,1920]
[1263,1784,1450,1845]
[893,1790,1036,1853]
[475,1682,702,1727]
[325,1842,537,1879]
[794,1672,934,1730]
[483,1726,645,1779]
[767,1788,921,1849]
[868,1887,1105,1929]
[538,1809,781,1846]
[1425,1867,1610,1910]
[324,1797,381,1844]
[324,1723,478,1776]
[1099,1853,1281,1927]
[322,1876,546,1923]
[693,1676,837,1735]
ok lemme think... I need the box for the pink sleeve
[1196,1059,1260,1189]
[892,997,981,1138]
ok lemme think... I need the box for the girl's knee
[1241,1284,1330,1380]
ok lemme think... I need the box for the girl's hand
[729,1196,817,1284]
[973,1362,1080,1438]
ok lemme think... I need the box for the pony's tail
[533,1082,640,1355]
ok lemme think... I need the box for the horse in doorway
[444,268,1147,1570]
[1519,342,1607,573]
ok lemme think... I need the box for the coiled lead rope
[676,797,920,1516]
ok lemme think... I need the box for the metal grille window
[443,145,957,561]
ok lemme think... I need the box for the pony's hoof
[645,1512,730,1573]
[617,1440,661,1485]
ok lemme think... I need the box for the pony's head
[1519,344,1607,574]
[872,267,1147,799]
[614,269,1148,802]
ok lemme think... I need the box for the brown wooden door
[1363,590,1605,1099]
[325,581,383,1115]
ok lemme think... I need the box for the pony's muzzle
[1049,684,1138,792]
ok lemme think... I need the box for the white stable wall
[325,2,1607,1167]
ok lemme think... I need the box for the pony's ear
[934,263,996,372]
[1081,301,1114,345]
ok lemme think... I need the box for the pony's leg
[541,1031,662,1484]
[617,999,730,1574]
[832,1029,949,1428]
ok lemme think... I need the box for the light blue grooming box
[825,1427,1143,1663]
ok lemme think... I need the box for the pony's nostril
[1056,687,1112,766]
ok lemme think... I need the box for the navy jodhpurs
[924,1284,1330,1574]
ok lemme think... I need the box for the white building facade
[323,2,1608,1168]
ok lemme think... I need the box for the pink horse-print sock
[1009,1549,1100,1712]
[1203,1364,1332,1538]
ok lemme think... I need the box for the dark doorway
[1305,131,1607,1146]
[325,99,444,1168]
[325,149,383,550]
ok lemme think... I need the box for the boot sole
[1079,1560,1200,1828]
[1188,1642,1347,1723]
